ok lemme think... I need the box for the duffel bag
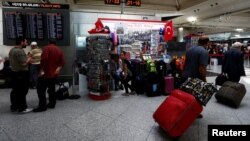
[215,81,246,108]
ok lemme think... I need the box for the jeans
[29,64,40,88]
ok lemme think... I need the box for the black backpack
[56,83,69,100]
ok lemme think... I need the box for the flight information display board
[4,11,24,39]
[26,12,44,39]
[47,13,63,39]
[2,8,70,46]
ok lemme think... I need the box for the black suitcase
[215,81,246,108]
[134,74,145,94]
[145,83,160,97]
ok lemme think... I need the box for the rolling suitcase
[134,74,145,94]
[215,81,246,108]
[145,83,160,97]
[146,72,160,97]
[164,75,174,95]
[153,89,203,137]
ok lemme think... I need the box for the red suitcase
[164,76,174,95]
[153,89,203,137]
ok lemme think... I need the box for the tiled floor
[0,65,250,141]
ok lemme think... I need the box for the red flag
[164,21,174,41]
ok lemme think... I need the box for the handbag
[215,73,228,86]
[56,83,69,100]
[180,78,218,106]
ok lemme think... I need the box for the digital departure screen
[47,13,63,39]
[26,12,44,39]
[4,11,24,39]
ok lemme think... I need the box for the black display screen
[4,11,24,39]
[2,8,70,46]
[26,12,44,39]
[47,13,63,39]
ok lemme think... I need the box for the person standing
[29,41,42,88]
[183,36,210,82]
[222,42,245,82]
[9,38,32,113]
[33,39,65,112]
[182,36,210,118]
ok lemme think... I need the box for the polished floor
[0,65,250,141]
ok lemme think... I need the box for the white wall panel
[97,13,121,19]
[72,12,98,24]
[79,24,94,35]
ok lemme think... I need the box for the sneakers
[33,107,47,112]
[18,108,33,114]
[121,93,129,96]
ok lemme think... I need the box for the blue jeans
[29,64,40,88]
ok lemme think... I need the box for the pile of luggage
[153,77,247,138]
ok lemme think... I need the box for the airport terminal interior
[1,0,250,141]
[0,65,250,141]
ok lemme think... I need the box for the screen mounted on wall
[2,2,70,46]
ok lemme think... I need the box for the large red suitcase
[164,76,174,95]
[153,89,203,137]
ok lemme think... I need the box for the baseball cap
[30,41,37,46]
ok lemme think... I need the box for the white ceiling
[3,0,250,36]
[73,0,250,36]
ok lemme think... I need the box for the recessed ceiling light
[235,34,240,36]
[235,28,243,32]
[187,16,197,22]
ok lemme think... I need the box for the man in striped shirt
[29,41,42,88]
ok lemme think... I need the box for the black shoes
[33,103,55,112]
[33,107,47,112]
[47,103,55,109]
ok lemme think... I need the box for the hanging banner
[164,21,174,41]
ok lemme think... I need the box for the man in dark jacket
[222,42,245,82]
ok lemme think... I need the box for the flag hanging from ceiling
[164,21,174,41]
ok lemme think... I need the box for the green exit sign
[105,0,121,5]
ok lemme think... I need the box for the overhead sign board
[126,0,141,6]
[2,1,69,9]
[105,0,121,5]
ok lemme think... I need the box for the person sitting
[120,63,134,96]
[110,54,122,91]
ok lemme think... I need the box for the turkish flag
[164,21,174,41]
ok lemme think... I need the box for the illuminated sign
[105,0,121,5]
[2,1,69,9]
[126,0,141,6]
